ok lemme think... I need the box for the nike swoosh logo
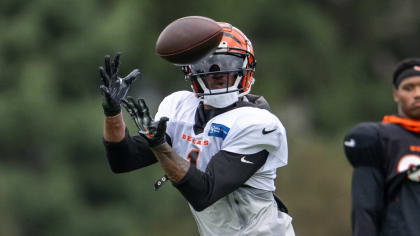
[241,156,253,164]
[262,128,277,135]
[344,138,356,147]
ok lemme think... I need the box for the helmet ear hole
[209,64,220,72]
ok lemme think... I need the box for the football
[155,16,223,65]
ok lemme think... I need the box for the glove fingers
[122,99,140,128]
[139,99,150,115]
[121,98,130,111]
[99,85,111,97]
[126,96,136,105]
[138,98,152,126]
[124,69,141,85]
[125,97,137,112]
[99,67,110,87]
[129,97,143,118]
[126,97,139,113]
[113,52,121,75]
[122,97,145,131]
[156,117,169,135]
[104,55,112,76]
[121,97,133,113]
[132,98,148,131]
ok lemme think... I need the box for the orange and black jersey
[344,117,420,236]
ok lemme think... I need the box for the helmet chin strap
[202,88,239,108]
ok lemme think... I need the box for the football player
[344,58,420,236]
[100,22,295,236]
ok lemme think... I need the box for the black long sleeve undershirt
[173,150,268,211]
[351,167,385,236]
[103,129,158,173]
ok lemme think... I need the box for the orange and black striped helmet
[183,22,256,99]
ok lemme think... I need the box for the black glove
[99,52,141,116]
[122,96,169,147]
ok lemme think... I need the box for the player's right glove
[122,96,170,191]
[99,52,141,116]
[121,96,169,147]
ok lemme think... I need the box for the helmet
[182,22,256,108]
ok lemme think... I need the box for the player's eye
[402,84,414,92]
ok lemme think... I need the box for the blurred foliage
[1,0,420,235]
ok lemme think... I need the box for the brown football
[155,16,223,65]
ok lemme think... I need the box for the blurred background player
[343,58,420,236]
[100,22,295,235]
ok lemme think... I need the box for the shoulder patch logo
[208,123,230,140]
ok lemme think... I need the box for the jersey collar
[382,115,420,133]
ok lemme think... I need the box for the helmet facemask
[183,28,256,108]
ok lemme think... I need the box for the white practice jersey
[155,91,294,236]
[155,91,288,191]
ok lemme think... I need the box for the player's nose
[212,74,227,80]
[414,86,420,97]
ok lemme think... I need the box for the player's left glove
[121,96,169,147]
